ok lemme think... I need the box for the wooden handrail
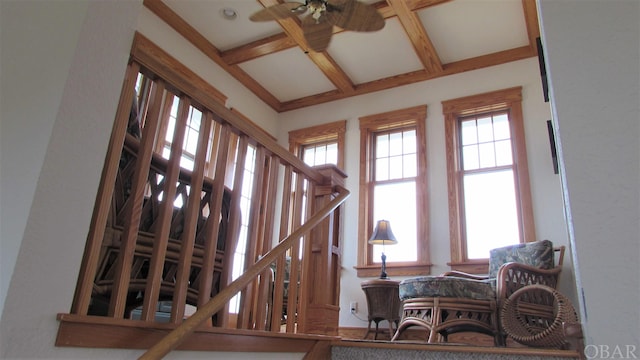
[138,185,350,360]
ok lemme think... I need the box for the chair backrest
[488,240,555,278]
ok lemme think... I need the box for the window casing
[356,106,430,277]
[288,120,346,170]
[443,87,535,273]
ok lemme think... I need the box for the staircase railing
[139,185,350,359]
[57,32,349,355]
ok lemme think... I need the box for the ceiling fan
[250,0,385,52]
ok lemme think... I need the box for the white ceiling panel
[418,0,530,64]
[163,0,284,51]
[328,18,424,84]
[239,47,337,102]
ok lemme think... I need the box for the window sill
[354,263,432,278]
[447,260,489,274]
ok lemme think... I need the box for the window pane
[184,128,199,156]
[389,155,403,180]
[478,142,496,168]
[403,130,416,154]
[461,120,477,145]
[403,153,417,178]
[165,118,176,150]
[314,145,326,166]
[476,116,493,143]
[230,145,256,313]
[463,169,520,259]
[179,157,194,171]
[303,147,315,166]
[462,144,479,170]
[375,158,389,181]
[326,143,338,165]
[493,114,510,140]
[495,139,513,166]
[373,181,417,262]
[389,132,403,156]
[376,134,389,158]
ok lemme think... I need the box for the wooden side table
[361,279,401,340]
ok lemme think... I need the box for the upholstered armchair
[391,240,565,345]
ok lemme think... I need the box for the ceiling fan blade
[249,2,306,22]
[327,0,385,32]
[302,14,334,52]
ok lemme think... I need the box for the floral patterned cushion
[399,276,496,301]
[488,240,555,278]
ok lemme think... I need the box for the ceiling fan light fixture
[250,0,384,52]
[308,0,327,21]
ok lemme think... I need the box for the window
[356,106,430,277]
[302,141,338,167]
[288,120,346,169]
[230,144,257,313]
[443,87,535,273]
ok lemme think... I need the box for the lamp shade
[368,220,398,245]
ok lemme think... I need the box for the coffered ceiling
[144,0,540,112]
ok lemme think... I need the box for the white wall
[0,1,141,358]
[538,0,640,350]
[0,0,89,316]
[276,58,574,328]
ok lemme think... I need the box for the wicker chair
[391,240,565,345]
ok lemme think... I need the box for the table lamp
[368,220,398,279]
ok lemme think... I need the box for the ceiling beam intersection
[256,0,355,94]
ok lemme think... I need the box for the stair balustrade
[56,33,349,357]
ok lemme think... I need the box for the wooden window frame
[443,87,535,274]
[288,120,346,170]
[355,106,431,277]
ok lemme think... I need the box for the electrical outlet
[349,301,358,313]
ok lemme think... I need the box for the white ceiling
[158,0,535,110]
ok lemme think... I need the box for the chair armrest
[495,262,562,303]
[441,270,490,281]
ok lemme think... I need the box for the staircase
[331,340,581,360]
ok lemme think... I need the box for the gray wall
[0,0,89,315]
[538,0,640,350]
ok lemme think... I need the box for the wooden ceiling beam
[279,45,535,112]
[387,0,443,74]
[405,0,453,11]
[221,33,297,65]
[522,0,541,51]
[256,0,355,94]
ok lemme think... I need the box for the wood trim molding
[442,87,536,272]
[355,263,432,278]
[289,120,347,144]
[288,120,347,170]
[441,86,522,115]
[357,105,430,277]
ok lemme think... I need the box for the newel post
[298,165,347,335]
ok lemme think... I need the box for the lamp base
[380,252,389,279]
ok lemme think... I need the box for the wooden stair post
[298,165,347,335]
